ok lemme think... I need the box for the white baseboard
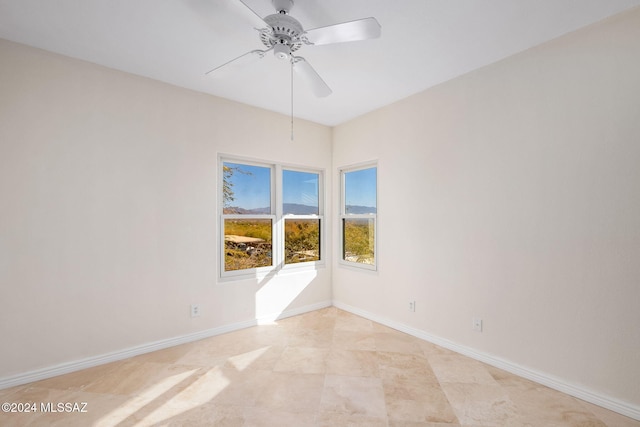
[333,300,640,421]
[0,300,332,391]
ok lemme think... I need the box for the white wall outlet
[191,304,200,318]
[473,317,483,332]
[409,300,416,312]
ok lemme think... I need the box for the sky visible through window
[224,162,271,211]
[283,170,319,213]
[345,167,377,212]
[224,162,376,212]
[224,163,321,212]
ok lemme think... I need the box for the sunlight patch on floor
[137,367,230,425]
[95,368,200,426]
[228,346,271,371]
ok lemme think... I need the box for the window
[283,169,321,265]
[220,158,323,278]
[222,162,274,273]
[340,165,377,270]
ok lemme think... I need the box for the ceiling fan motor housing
[261,14,304,59]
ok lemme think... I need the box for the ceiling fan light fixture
[274,43,291,60]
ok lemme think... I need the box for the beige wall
[0,39,332,378]
[333,8,640,410]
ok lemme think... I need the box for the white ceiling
[1,0,639,126]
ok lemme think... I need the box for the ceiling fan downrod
[272,0,293,14]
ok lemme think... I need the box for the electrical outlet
[409,300,416,312]
[191,304,200,318]
[473,317,483,332]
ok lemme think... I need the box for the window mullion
[274,164,283,268]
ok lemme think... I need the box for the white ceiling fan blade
[305,17,381,46]
[231,0,269,29]
[293,56,332,98]
[205,48,271,77]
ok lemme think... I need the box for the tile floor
[0,307,638,426]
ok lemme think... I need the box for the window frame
[339,163,378,271]
[219,156,325,279]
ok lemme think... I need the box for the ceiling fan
[206,0,381,97]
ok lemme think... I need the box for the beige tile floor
[1,307,638,426]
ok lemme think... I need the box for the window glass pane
[345,167,376,214]
[224,219,272,271]
[285,219,320,264]
[283,170,319,215]
[223,162,271,214]
[343,218,375,265]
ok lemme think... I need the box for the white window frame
[339,163,378,271]
[219,155,324,279]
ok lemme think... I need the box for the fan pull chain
[290,59,294,141]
